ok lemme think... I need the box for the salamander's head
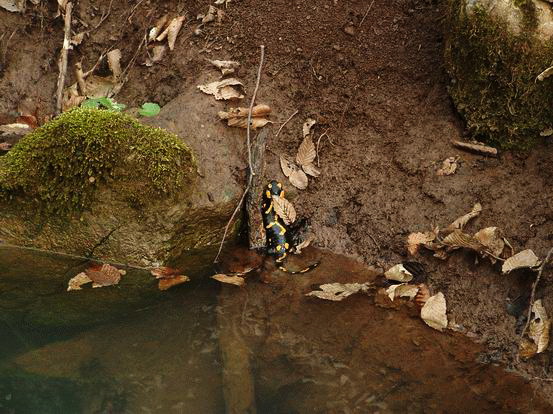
[266,180,283,197]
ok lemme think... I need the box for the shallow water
[1,245,551,413]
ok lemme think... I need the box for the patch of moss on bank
[0,108,195,213]
[445,1,553,150]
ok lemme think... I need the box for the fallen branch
[55,2,73,115]
[520,247,553,340]
[452,140,498,157]
[275,109,298,138]
[214,45,266,263]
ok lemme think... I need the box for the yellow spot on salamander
[284,243,289,249]
[266,190,271,198]
[276,245,282,251]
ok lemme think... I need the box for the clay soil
[2,0,553,409]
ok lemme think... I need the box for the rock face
[445,0,553,149]
[0,89,246,268]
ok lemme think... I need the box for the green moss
[445,2,553,150]
[0,108,195,213]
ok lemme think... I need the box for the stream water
[1,245,551,413]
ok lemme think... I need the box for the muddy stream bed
[0,245,550,413]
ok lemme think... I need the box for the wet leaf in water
[212,273,245,286]
[407,231,436,255]
[384,264,414,283]
[151,266,183,279]
[67,272,92,291]
[447,203,482,231]
[502,250,541,274]
[272,195,296,225]
[305,282,372,301]
[420,292,447,331]
[294,236,314,255]
[158,275,190,291]
[85,264,125,287]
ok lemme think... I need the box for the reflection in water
[1,245,551,413]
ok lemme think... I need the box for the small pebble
[344,26,355,36]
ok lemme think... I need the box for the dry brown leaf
[436,156,459,176]
[303,118,316,138]
[197,78,244,100]
[386,283,419,301]
[83,75,121,98]
[71,32,86,46]
[502,249,541,274]
[0,0,25,12]
[218,104,271,119]
[447,203,482,231]
[442,230,485,252]
[305,282,372,301]
[296,135,316,167]
[201,5,218,23]
[144,45,166,67]
[107,49,122,81]
[474,227,505,259]
[210,59,240,76]
[289,169,308,190]
[302,162,321,177]
[415,283,430,308]
[280,155,296,178]
[519,338,538,360]
[212,273,245,286]
[149,14,169,41]
[158,275,190,290]
[150,266,183,279]
[166,16,186,50]
[537,65,553,82]
[85,264,125,287]
[226,117,271,129]
[530,299,551,353]
[67,272,92,291]
[420,292,447,331]
[407,231,437,255]
[384,264,414,283]
[272,195,296,225]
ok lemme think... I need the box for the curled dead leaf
[474,227,505,260]
[529,300,550,353]
[447,203,482,231]
[149,14,169,41]
[407,231,436,255]
[442,230,485,252]
[502,249,541,274]
[420,292,448,331]
[210,59,240,76]
[537,65,553,81]
[271,195,296,225]
[384,264,413,282]
[158,275,190,291]
[226,117,271,129]
[218,104,271,119]
[519,338,538,360]
[212,273,245,286]
[305,282,372,301]
[302,118,316,138]
[166,16,186,50]
[437,156,459,176]
[197,78,244,100]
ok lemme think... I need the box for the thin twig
[359,0,376,27]
[275,109,299,138]
[214,45,266,263]
[55,2,73,115]
[246,45,265,177]
[316,129,334,167]
[94,0,114,29]
[127,0,145,24]
[521,247,553,339]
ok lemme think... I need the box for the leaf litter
[67,264,125,291]
[306,282,373,301]
[420,292,448,332]
[218,104,271,129]
[150,266,190,291]
[198,78,244,100]
[520,300,551,359]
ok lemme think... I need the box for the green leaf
[139,102,161,117]
[80,97,126,111]
[81,99,102,109]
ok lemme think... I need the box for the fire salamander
[263,180,319,274]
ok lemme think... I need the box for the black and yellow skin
[262,180,319,274]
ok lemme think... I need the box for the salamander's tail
[278,261,320,274]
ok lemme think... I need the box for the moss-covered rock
[445,0,553,149]
[0,108,195,213]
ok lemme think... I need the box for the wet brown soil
[2,0,553,408]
